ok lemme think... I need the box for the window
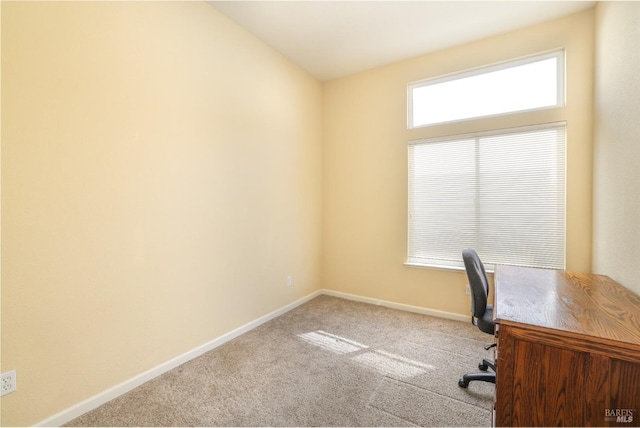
[407,123,566,271]
[408,50,564,128]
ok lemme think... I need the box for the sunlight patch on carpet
[297,330,369,355]
[352,350,435,379]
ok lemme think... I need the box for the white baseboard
[320,289,469,323]
[34,290,322,427]
[34,288,465,427]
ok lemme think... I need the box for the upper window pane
[409,50,564,128]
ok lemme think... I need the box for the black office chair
[458,248,496,388]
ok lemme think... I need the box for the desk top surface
[494,265,640,347]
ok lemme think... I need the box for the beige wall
[593,2,640,295]
[1,2,322,426]
[322,9,595,316]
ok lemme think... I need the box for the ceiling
[210,1,596,81]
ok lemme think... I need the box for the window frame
[407,50,565,129]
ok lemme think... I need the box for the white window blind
[407,123,566,270]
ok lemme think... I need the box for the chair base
[458,358,496,388]
[458,372,496,388]
[478,358,495,372]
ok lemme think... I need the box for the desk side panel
[495,325,514,427]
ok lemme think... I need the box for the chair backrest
[462,248,489,319]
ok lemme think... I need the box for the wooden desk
[493,265,640,427]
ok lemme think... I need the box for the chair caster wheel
[458,378,468,388]
[479,363,489,371]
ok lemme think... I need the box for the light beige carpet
[66,295,494,427]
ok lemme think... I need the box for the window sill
[404,261,495,274]
[404,261,465,273]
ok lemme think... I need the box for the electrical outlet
[1,370,16,396]
[465,284,471,295]
[287,275,293,287]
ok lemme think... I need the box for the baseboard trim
[34,290,322,427]
[320,289,469,323]
[35,288,466,427]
